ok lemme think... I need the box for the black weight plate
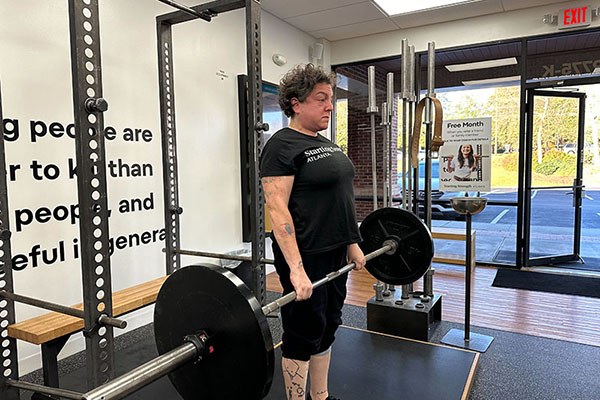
[154,263,274,400]
[359,207,434,285]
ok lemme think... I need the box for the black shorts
[272,241,348,361]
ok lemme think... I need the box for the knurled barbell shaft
[262,241,396,316]
[174,248,274,265]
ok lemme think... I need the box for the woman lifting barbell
[260,63,366,400]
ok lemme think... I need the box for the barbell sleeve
[262,242,396,316]
[83,341,198,400]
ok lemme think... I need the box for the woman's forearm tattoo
[284,223,294,235]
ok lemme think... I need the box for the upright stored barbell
[7,207,434,400]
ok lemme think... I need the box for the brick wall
[338,65,400,220]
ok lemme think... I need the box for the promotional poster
[439,117,492,192]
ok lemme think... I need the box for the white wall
[0,1,315,375]
[331,0,600,64]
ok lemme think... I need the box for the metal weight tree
[157,0,268,304]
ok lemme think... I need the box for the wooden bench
[431,227,476,270]
[8,275,167,388]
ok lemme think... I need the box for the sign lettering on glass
[541,60,600,78]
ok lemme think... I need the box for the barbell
[75,207,433,400]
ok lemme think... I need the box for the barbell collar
[261,242,396,316]
[382,239,398,255]
[183,331,210,363]
[83,342,198,400]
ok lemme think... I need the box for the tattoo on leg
[284,360,307,399]
[286,383,305,398]
[283,359,305,380]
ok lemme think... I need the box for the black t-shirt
[260,128,361,254]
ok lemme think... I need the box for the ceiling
[163,1,600,90]
[260,0,569,41]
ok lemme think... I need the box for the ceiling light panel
[372,0,480,16]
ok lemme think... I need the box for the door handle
[572,179,585,207]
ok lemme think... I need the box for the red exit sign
[558,5,592,29]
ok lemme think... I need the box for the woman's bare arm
[262,176,312,300]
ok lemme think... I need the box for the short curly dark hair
[278,64,336,117]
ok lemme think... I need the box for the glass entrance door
[522,90,586,266]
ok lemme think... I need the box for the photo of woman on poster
[446,144,480,181]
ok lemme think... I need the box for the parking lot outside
[427,160,600,269]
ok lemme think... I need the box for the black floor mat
[54,326,476,400]
[492,268,600,298]
[265,326,476,400]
